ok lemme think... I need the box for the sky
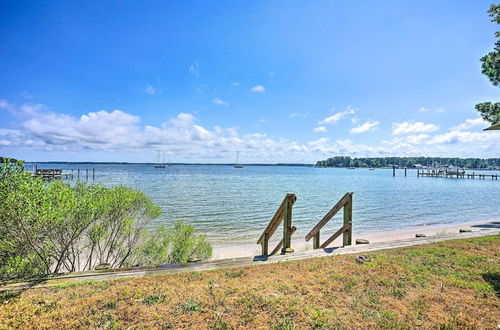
[0,0,499,163]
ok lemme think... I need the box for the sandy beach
[211,218,500,259]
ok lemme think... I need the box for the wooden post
[86,169,88,181]
[392,166,395,176]
[77,169,80,178]
[404,168,407,176]
[343,193,352,246]
[417,169,419,177]
[282,196,293,253]
[34,163,38,174]
[313,231,320,249]
[262,233,269,255]
[92,168,95,181]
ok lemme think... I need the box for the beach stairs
[257,192,353,256]
[305,192,353,249]
[257,194,296,256]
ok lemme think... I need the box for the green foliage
[315,156,500,169]
[475,102,500,124]
[168,221,212,264]
[175,298,202,314]
[143,293,167,305]
[480,41,500,87]
[0,160,212,281]
[476,4,500,122]
[0,156,19,163]
[488,4,500,31]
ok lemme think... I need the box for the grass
[0,235,499,329]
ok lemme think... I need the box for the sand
[211,218,499,259]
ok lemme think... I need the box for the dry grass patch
[1,235,499,329]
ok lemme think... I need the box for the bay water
[31,164,499,248]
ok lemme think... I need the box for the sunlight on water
[32,164,500,248]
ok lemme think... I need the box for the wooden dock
[31,167,95,181]
[32,169,73,180]
[417,169,499,180]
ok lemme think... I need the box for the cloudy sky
[1,1,499,163]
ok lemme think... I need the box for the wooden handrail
[305,192,353,249]
[305,192,352,241]
[270,226,297,255]
[318,223,350,249]
[257,193,296,244]
[257,193,297,255]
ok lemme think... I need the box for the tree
[477,4,500,123]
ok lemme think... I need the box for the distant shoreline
[24,162,316,167]
[21,162,500,170]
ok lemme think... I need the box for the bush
[0,160,212,282]
[168,221,212,264]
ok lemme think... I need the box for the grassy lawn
[1,235,499,329]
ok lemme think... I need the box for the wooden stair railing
[257,193,297,256]
[305,192,353,249]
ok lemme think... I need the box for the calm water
[31,164,500,248]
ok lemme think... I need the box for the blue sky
[1,0,499,163]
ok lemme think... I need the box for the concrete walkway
[2,228,497,292]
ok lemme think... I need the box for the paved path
[2,229,497,291]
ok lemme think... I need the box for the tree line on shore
[316,156,500,169]
[0,160,212,282]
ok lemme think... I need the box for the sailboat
[154,151,166,168]
[234,151,244,168]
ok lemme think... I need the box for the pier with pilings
[31,165,96,181]
[416,168,498,180]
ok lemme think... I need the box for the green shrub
[0,160,212,281]
[168,221,212,264]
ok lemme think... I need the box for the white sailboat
[234,151,244,168]
[154,151,166,168]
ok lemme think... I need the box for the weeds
[143,293,167,306]
[175,298,202,314]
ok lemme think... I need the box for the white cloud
[350,120,379,133]
[144,84,155,95]
[427,130,495,144]
[289,112,308,118]
[308,137,330,147]
[318,106,356,125]
[418,107,445,113]
[392,121,439,135]
[189,61,199,76]
[0,102,316,161]
[313,126,327,133]
[451,117,488,131]
[212,98,228,106]
[0,99,11,110]
[405,134,430,144]
[2,101,499,161]
[251,85,265,93]
[169,113,196,128]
